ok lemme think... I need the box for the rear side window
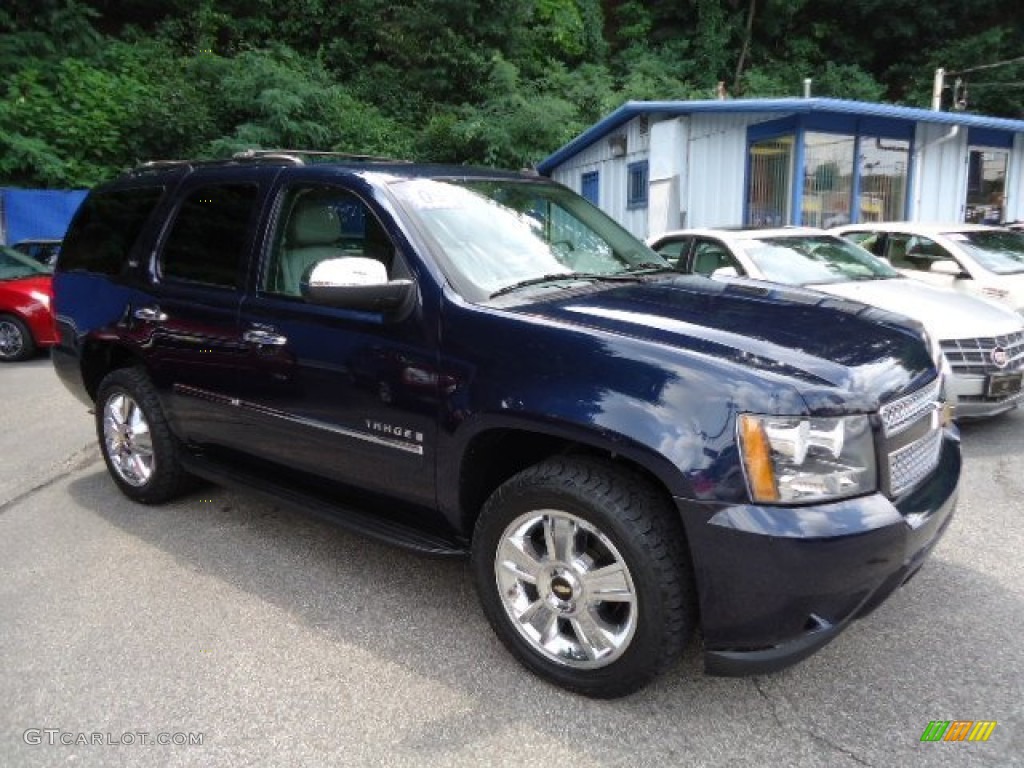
[60,187,165,274]
[160,184,259,288]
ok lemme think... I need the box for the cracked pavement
[1,357,1021,767]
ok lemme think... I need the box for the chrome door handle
[133,306,168,322]
[243,328,288,346]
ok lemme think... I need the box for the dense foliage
[1,0,1022,187]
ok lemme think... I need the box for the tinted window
[161,184,259,288]
[60,187,164,274]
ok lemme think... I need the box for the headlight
[737,413,877,504]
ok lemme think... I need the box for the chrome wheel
[102,392,155,487]
[0,318,25,359]
[494,509,638,669]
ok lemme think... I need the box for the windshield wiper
[489,272,636,299]
[623,262,678,275]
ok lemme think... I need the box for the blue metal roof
[536,98,1024,175]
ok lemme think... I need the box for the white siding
[550,112,769,238]
[684,113,765,229]
[911,123,968,222]
[550,116,652,238]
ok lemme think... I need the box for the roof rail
[232,148,411,164]
[122,148,410,178]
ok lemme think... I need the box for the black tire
[0,314,36,362]
[95,367,190,504]
[471,456,695,698]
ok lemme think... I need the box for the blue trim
[747,116,798,143]
[537,98,1024,175]
[792,124,806,226]
[904,133,916,219]
[851,134,862,224]
[626,161,649,209]
[968,126,1014,149]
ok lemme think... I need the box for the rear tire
[0,315,35,362]
[471,456,695,698]
[95,367,190,504]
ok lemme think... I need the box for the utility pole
[931,68,944,110]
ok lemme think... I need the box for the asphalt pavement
[1,357,1021,767]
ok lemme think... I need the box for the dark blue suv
[52,151,960,697]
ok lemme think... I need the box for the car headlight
[737,413,877,504]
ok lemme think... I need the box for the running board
[180,454,468,558]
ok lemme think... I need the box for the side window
[903,235,949,271]
[581,171,599,205]
[626,161,649,209]
[263,186,397,298]
[652,238,690,268]
[60,187,165,274]
[844,231,883,256]
[692,240,741,276]
[884,233,914,269]
[160,184,259,288]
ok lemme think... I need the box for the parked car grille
[879,377,943,497]
[939,331,1024,375]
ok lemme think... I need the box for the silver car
[648,227,1024,419]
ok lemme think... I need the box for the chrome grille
[888,427,943,497]
[878,377,941,437]
[940,331,1024,375]
[880,379,943,497]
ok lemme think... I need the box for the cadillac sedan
[648,227,1024,419]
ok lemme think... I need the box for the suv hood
[813,278,1023,340]
[505,275,935,406]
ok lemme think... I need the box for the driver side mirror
[929,259,967,278]
[301,257,415,316]
[711,266,739,278]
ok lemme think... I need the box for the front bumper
[946,371,1023,419]
[678,429,960,677]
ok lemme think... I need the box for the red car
[0,245,56,361]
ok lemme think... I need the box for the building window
[966,148,1008,224]
[626,161,648,209]
[747,137,793,227]
[802,132,856,228]
[858,137,909,223]
[581,171,599,205]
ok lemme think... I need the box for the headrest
[289,203,339,247]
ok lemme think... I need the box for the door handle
[133,306,168,322]
[243,328,288,346]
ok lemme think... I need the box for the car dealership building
[536,98,1024,240]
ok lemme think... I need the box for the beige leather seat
[280,202,345,295]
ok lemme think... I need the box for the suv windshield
[950,229,1024,275]
[390,177,668,301]
[742,235,899,286]
[0,245,52,281]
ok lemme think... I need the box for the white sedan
[648,227,1024,419]
[831,222,1024,315]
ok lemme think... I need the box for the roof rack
[232,148,411,164]
[122,149,410,177]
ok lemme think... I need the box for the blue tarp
[1,188,88,245]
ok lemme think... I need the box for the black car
[52,151,960,697]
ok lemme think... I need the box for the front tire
[0,314,35,361]
[471,457,695,698]
[95,367,190,504]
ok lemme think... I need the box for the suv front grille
[879,378,943,497]
[940,331,1024,375]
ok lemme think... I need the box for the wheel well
[81,343,142,401]
[458,429,678,537]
